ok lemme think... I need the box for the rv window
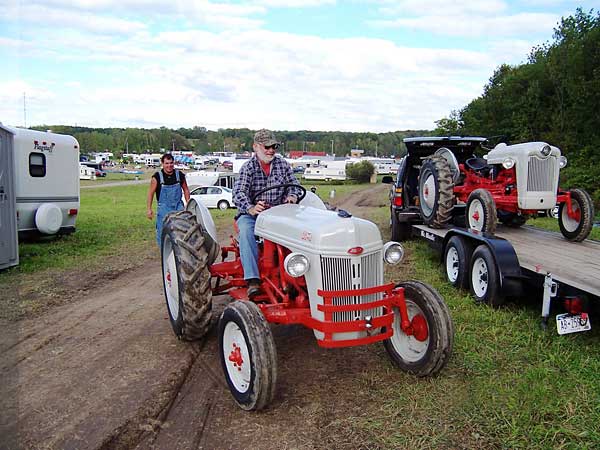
[29,153,46,177]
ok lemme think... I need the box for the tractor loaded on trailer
[384,136,598,336]
[160,185,454,410]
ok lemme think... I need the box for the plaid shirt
[233,156,302,214]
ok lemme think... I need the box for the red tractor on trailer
[161,184,454,410]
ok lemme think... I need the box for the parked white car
[188,186,235,210]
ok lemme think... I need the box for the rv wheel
[418,156,455,228]
[466,189,497,234]
[219,301,277,411]
[161,211,213,341]
[558,189,594,242]
[384,281,454,377]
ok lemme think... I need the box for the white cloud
[376,0,508,16]
[373,12,561,38]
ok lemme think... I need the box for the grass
[2,180,599,448]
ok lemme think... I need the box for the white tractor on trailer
[384,136,599,335]
[160,184,454,410]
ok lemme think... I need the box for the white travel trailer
[303,166,347,181]
[79,164,96,180]
[186,170,238,189]
[8,126,80,238]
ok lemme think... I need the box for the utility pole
[331,139,334,156]
[375,142,378,157]
[23,92,27,128]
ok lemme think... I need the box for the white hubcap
[468,199,485,231]
[472,257,488,298]
[561,200,581,232]
[162,237,180,320]
[390,302,429,362]
[223,322,251,393]
[446,247,459,282]
[422,174,436,214]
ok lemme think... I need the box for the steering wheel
[250,183,307,206]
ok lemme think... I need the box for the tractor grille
[320,252,383,323]
[527,156,555,192]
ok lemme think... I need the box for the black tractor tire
[418,156,455,228]
[218,301,277,411]
[384,281,454,377]
[391,208,412,241]
[498,213,528,228]
[161,210,213,341]
[558,188,594,242]
[466,189,497,234]
[469,244,504,307]
[444,235,471,289]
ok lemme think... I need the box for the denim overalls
[156,170,184,246]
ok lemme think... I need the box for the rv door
[0,126,19,269]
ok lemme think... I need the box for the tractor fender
[442,228,524,297]
[186,199,220,265]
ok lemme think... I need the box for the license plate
[556,313,591,335]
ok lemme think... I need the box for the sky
[0,0,591,132]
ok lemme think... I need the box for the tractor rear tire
[218,301,277,411]
[466,189,497,234]
[391,208,412,241]
[418,156,455,228]
[558,188,594,242]
[384,281,454,377]
[161,210,213,341]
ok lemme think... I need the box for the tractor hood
[486,141,561,163]
[255,204,383,256]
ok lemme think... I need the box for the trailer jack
[541,273,558,330]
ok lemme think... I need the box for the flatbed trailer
[411,223,600,334]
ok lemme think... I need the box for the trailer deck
[413,224,600,298]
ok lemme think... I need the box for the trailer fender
[185,199,220,265]
[442,229,523,297]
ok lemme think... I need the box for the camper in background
[10,126,80,237]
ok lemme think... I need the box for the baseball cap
[254,129,280,146]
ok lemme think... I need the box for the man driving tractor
[233,129,302,297]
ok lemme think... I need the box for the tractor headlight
[502,157,515,169]
[541,145,552,157]
[383,242,404,265]
[284,253,310,277]
[559,156,568,168]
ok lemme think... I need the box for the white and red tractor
[160,184,454,410]
[418,140,594,241]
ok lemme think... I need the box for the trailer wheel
[469,244,504,307]
[444,235,470,289]
[384,281,454,377]
[418,156,455,228]
[558,189,594,242]
[391,208,412,241]
[466,189,497,234]
[219,301,277,411]
[161,211,213,341]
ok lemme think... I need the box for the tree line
[435,8,600,205]
[31,124,429,159]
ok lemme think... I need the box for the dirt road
[1,184,394,450]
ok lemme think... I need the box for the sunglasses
[265,144,280,150]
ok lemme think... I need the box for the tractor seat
[465,157,490,172]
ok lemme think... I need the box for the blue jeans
[236,214,259,280]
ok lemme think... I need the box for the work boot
[247,279,261,298]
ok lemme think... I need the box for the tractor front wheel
[558,189,594,242]
[466,189,497,234]
[384,281,454,377]
[161,211,213,341]
[218,301,277,411]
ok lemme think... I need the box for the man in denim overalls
[146,153,191,246]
